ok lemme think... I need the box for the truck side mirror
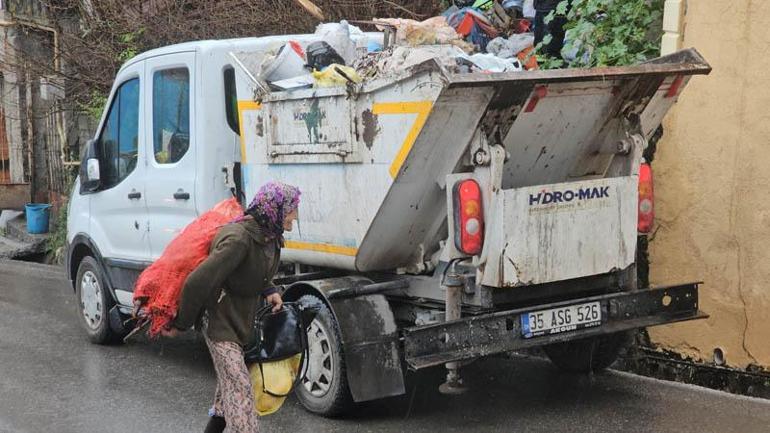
[87,158,100,182]
[80,139,101,193]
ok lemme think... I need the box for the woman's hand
[161,314,181,338]
[266,292,284,312]
[159,326,180,338]
[131,298,147,319]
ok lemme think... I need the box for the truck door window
[152,68,190,164]
[99,78,140,189]
[224,66,240,135]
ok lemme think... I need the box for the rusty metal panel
[329,294,405,402]
[482,176,638,287]
[446,48,710,88]
[639,74,692,140]
[499,80,619,189]
[283,277,405,402]
[240,67,445,271]
[355,85,495,271]
[265,93,359,164]
[403,283,705,369]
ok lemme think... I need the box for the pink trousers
[205,336,259,433]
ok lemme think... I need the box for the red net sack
[133,198,242,337]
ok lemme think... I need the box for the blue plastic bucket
[25,203,52,234]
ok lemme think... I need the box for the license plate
[520,301,602,338]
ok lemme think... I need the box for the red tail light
[453,179,484,255]
[638,163,654,234]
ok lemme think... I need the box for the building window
[152,68,190,164]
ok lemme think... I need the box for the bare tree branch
[33,0,442,112]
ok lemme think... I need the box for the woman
[162,181,301,433]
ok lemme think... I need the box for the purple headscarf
[235,181,301,239]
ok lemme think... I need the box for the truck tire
[294,294,354,417]
[75,256,118,344]
[544,331,632,373]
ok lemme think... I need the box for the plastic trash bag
[306,41,346,71]
[367,40,383,53]
[249,354,302,416]
[312,64,362,88]
[446,7,500,51]
[522,0,536,18]
[314,20,360,65]
[270,74,314,91]
[487,33,535,59]
[458,52,523,72]
[561,35,593,65]
[517,45,539,70]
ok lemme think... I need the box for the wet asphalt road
[1,260,769,433]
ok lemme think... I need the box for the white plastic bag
[314,20,359,65]
[486,33,535,59]
[459,53,524,73]
[523,0,536,18]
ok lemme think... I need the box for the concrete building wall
[0,1,76,208]
[649,0,770,369]
[0,24,28,185]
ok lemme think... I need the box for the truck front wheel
[75,256,118,344]
[294,294,354,417]
[544,331,632,373]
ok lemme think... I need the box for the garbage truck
[66,31,711,416]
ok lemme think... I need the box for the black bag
[305,41,346,71]
[243,301,319,397]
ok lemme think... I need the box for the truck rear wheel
[75,256,119,344]
[546,265,638,373]
[294,294,354,417]
[544,331,631,373]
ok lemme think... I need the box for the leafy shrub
[539,0,665,68]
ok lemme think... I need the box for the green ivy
[117,28,145,62]
[79,90,107,121]
[48,196,69,262]
[538,0,664,69]
[48,173,78,264]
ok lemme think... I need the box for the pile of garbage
[256,0,540,93]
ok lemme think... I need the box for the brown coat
[173,218,281,345]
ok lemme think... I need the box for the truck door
[88,61,151,264]
[143,52,198,259]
